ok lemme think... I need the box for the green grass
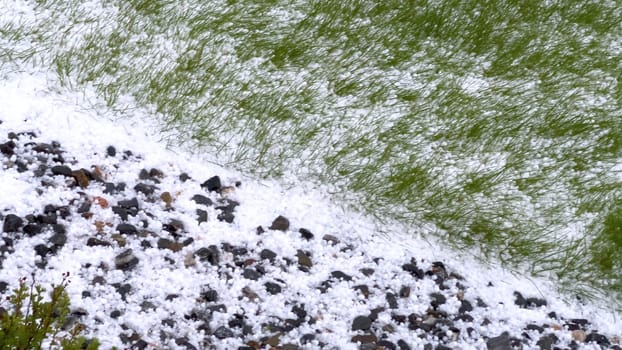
[2,0,622,304]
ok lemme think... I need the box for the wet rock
[351,315,372,331]
[51,165,72,177]
[3,214,23,232]
[191,194,212,206]
[201,176,221,192]
[115,249,139,271]
[269,215,290,231]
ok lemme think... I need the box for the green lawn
[2,0,622,304]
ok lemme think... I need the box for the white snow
[0,72,620,350]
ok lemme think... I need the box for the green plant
[0,272,99,350]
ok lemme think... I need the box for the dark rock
[34,244,49,257]
[526,297,547,307]
[585,332,610,347]
[217,212,235,223]
[360,268,375,276]
[33,164,47,177]
[399,286,411,298]
[77,202,91,213]
[115,249,139,271]
[191,194,212,206]
[134,183,156,195]
[525,324,544,333]
[201,176,221,192]
[402,263,424,279]
[213,325,233,339]
[430,293,446,308]
[87,238,111,247]
[106,146,116,157]
[23,223,43,236]
[175,337,197,350]
[300,333,316,344]
[265,282,282,295]
[110,310,122,318]
[331,270,352,281]
[149,168,164,179]
[536,333,558,350]
[138,169,150,180]
[232,247,248,256]
[0,141,15,156]
[322,234,340,245]
[351,333,377,344]
[569,318,589,326]
[486,332,512,350]
[351,315,372,331]
[354,285,370,298]
[459,300,473,314]
[269,215,290,231]
[3,214,23,232]
[163,219,184,235]
[37,213,57,225]
[397,339,411,350]
[299,228,314,240]
[118,198,139,209]
[435,345,452,350]
[49,231,67,247]
[130,340,148,350]
[201,289,218,302]
[117,223,137,235]
[196,209,208,224]
[260,249,277,261]
[195,245,219,265]
[377,340,397,350]
[51,165,72,177]
[179,173,190,182]
[386,292,398,309]
[157,238,183,252]
[242,268,260,281]
[113,283,132,301]
[103,182,116,194]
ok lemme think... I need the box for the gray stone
[351,315,372,331]
[115,249,139,271]
[486,332,512,350]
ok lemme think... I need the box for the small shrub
[0,272,99,350]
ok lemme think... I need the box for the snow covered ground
[0,72,620,349]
